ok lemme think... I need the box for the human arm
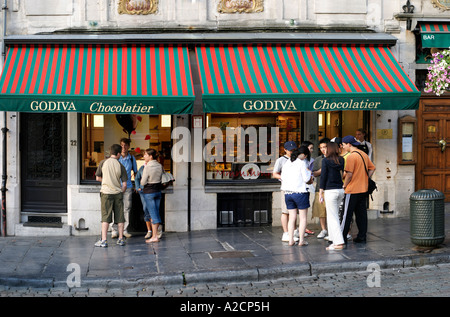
[343,171,353,189]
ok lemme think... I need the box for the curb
[1,253,449,289]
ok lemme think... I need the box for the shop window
[81,114,172,182]
[205,113,302,181]
[318,110,368,142]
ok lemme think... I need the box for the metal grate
[217,192,272,227]
[23,216,63,228]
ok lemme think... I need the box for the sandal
[326,244,344,251]
[298,241,308,247]
[305,229,315,235]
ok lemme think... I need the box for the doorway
[416,98,450,202]
[20,113,67,214]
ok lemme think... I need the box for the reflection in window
[317,110,367,142]
[205,113,302,181]
[81,114,172,181]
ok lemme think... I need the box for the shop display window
[205,113,302,181]
[318,110,368,142]
[80,114,172,182]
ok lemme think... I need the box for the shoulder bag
[354,151,377,199]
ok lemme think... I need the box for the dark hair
[120,138,131,145]
[301,141,313,161]
[356,129,367,137]
[145,148,159,159]
[291,145,310,162]
[110,144,122,156]
[326,142,340,165]
[319,137,330,145]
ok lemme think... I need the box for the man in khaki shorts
[95,144,128,248]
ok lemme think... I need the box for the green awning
[196,44,420,113]
[420,23,450,48]
[0,44,195,114]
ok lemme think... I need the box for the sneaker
[317,229,328,239]
[346,234,352,241]
[282,232,299,242]
[294,229,300,241]
[116,238,126,246]
[144,231,152,239]
[123,231,132,238]
[111,231,118,239]
[95,240,108,248]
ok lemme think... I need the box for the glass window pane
[81,114,172,182]
[205,113,297,181]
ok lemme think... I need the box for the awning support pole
[1,0,8,237]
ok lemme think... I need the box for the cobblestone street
[1,263,449,298]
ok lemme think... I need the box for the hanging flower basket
[424,48,450,96]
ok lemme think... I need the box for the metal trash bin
[409,189,445,247]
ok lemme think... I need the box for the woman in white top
[281,145,312,246]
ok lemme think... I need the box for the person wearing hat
[341,135,376,244]
[273,141,300,243]
[280,145,312,246]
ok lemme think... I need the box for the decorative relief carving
[431,0,450,10]
[217,0,264,14]
[118,0,158,15]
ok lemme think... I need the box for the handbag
[161,168,175,189]
[354,151,377,199]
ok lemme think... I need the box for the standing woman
[281,145,312,246]
[319,142,345,250]
[141,148,164,243]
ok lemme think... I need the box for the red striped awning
[0,44,195,114]
[196,44,420,113]
[419,23,450,48]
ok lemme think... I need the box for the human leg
[287,209,298,246]
[297,208,308,246]
[122,188,133,237]
[353,193,368,241]
[342,193,358,243]
[295,192,310,246]
[140,192,152,238]
[98,193,114,247]
[112,193,126,245]
[324,189,345,248]
[143,192,162,243]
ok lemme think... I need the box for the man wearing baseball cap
[341,135,376,244]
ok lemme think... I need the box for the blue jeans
[139,192,151,222]
[143,191,162,224]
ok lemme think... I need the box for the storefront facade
[0,1,442,236]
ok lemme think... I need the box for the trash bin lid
[410,189,445,201]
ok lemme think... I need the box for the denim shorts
[285,192,310,210]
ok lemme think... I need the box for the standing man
[312,137,330,239]
[95,144,128,247]
[355,129,373,161]
[273,141,299,242]
[341,135,376,244]
[111,138,138,239]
